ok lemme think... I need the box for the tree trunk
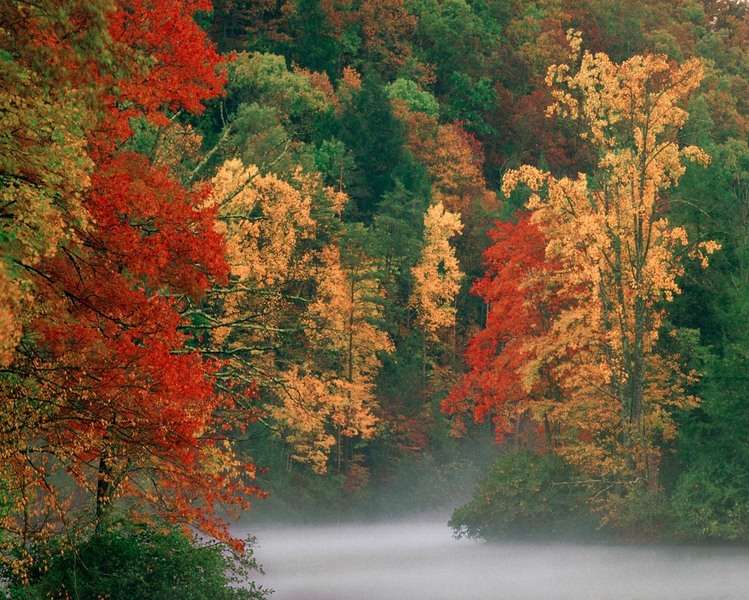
[95,447,111,529]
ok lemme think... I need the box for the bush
[4,521,270,600]
[601,486,674,541]
[671,462,749,541]
[449,450,594,540]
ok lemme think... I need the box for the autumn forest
[2,0,749,597]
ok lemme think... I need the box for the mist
[242,517,749,600]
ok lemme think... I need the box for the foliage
[455,34,718,518]
[410,202,463,339]
[670,342,749,541]
[340,75,407,219]
[196,154,393,474]
[444,214,555,440]
[0,0,109,366]
[393,102,496,217]
[386,79,439,117]
[3,521,269,600]
[449,451,594,540]
[293,238,393,473]
[602,486,674,541]
[3,0,749,554]
[0,1,260,575]
[671,463,749,541]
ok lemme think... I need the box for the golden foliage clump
[202,159,324,468]
[307,245,393,386]
[206,159,392,473]
[411,202,464,338]
[209,158,316,286]
[0,267,24,367]
[274,245,392,471]
[270,367,338,474]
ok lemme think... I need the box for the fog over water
[243,517,749,600]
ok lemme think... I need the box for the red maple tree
[443,214,561,445]
[3,0,261,552]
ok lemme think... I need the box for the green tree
[340,75,408,220]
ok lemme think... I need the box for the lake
[245,517,749,599]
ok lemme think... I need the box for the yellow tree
[202,158,389,475]
[200,158,319,365]
[198,158,320,465]
[409,201,464,405]
[208,158,317,291]
[295,242,393,475]
[411,202,464,339]
[502,32,719,492]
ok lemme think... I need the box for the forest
[1,0,749,597]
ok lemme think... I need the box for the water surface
[244,517,749,599]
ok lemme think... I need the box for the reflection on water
[241,517,749,600]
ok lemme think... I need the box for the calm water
[244,518,749,600]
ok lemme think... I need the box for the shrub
[4,521,270,600]
[671,462,749,541]
[449,450,594,540]
[600,486,674,541]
